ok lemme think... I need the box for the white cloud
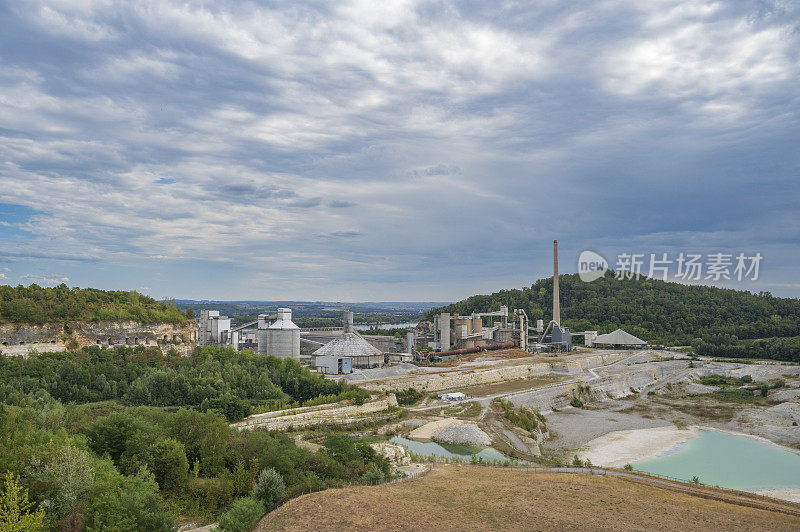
[19,274,70,285]
[0,0,797,299]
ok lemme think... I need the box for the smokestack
[553,239,560,325]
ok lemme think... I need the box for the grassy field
[258,466,800,531]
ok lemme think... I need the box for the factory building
[198,310,231,346]
[312,311,384,369]
[313,355,353,375]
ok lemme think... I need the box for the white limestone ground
[578,425,699,467]
[408,418,461,440]
[755,489,800,503]
[434,423,492,446]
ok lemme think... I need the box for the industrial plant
[192,240,648,374]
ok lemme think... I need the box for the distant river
[633,429,800,495]
[353,322,418,331]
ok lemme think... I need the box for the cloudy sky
[1,0,798,301]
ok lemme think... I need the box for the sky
[0,0,798,302]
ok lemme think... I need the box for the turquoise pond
[389,436,516,463]
[632,429,800,492]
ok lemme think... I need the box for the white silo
[257,314,270,354]
[265,308,301,358]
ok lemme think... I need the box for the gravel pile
[433,423,491,447]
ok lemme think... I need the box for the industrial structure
[425,240,601,356]
[198,310,231,346]
[260,308,301,359]
[192,239,637,367]
[311,311,384,371]
[591,329,646,348]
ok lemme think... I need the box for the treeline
[0,346,367,421]
[430,271,800,347]
[0,284,189,324]
[0,397,393,530]
[693,335,800,363]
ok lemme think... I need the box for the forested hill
[430,271,800,346]
[0,284,189,324]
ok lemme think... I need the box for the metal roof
[593,328,646,345]
[313,332,382,358]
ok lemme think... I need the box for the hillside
[259,466,800,531]
[0,284,188,324]
[430,271,800,347]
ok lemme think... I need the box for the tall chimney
[553,239,560,325]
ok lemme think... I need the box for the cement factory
[195,241,647,374]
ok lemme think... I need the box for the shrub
[691,475,700,485]
[251,468,285,512]
[569,397,583,408]
[394,388,424,406]
[572,455,583,467]
[360,464,386,485]
[216,497,264,532]
[623,463,633,471]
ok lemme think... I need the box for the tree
[86,413,151,464]
[203,394,251,423]
[251,468,285,512]
[84,474,173,532]
[216,497,264,532]
[148,438,188,491]
[0,471,45,532]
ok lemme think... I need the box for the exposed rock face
[0,320,197,356]
[433,423,491,447]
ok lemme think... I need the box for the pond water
[632,429,800,492]
[390,436,515,463]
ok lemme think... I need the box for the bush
[623,463,633,471]
[360,464,386,486]
[394,388,424,406]
[216,497,264,532]
[251,468,285,512]
[569,397,583,408]
[572,455,583,467]
[84,474,173,532]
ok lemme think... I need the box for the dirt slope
[258,465,800,531]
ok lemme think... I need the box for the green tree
[251,468,285,512]
[84,474,173,532]
[0,471,45,532]
[216,497,264,532]
[148,438,189,491]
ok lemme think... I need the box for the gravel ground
[433,423,492,446]
[542,401,674,453]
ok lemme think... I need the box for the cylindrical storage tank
[439,313,450,351]
[266,308,301,358]
[536,319,544,333]
[257,314,270,354]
